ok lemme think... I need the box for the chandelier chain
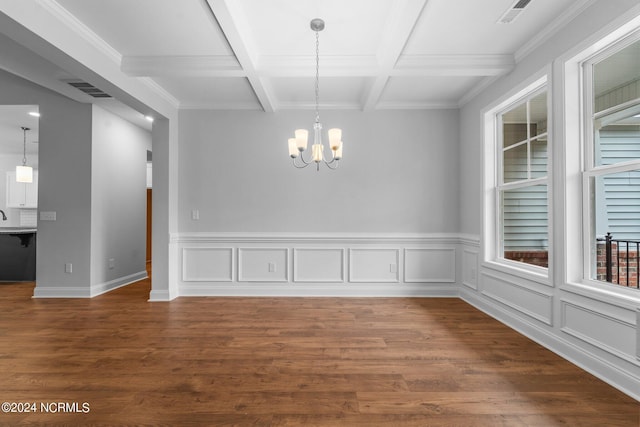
[21,127,28,166]
[314,29,320,123]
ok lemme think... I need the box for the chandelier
[287,18,343,171]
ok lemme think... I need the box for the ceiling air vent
[497,0,533,24]
[66,80,111,98]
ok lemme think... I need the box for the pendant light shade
[16,127,33,183]
[16,165,33,183]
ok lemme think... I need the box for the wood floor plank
[0,278,638,426]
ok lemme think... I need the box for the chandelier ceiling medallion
[287,18,343,171]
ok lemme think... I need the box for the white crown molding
[395,54,515,77]
[35,0,121,65]
[121,55,243,77]
[178,101,262,110]
[138,77,180,109]
[514,0,599,63]
[375,101,459,110]
[457,75,501,107]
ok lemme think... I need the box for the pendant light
[287,18,343,171]
[16,126,33,183]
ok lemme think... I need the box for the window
[497,88,549,269]
[584,35,640,289]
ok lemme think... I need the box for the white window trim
[482,73,551,283]
[562,11,640,305]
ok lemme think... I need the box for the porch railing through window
[597,232,640,289]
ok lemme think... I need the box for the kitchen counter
[0,227,37,234]
[0,229,36,281]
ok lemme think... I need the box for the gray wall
[0,68,150,294]
[0,68,93,289]
[179,109,459,233]
[90,105,149,287]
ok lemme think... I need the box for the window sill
[482,259,550,287]
[562,280,640,310]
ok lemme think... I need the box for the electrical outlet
[268,262,276,273]
[40,211,57,221]
[65,263,72,274]
[191,209,200,220]
[108,258,115,269]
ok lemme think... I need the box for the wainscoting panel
[175,233,463,296]
[349,248,400,283]
[238,248,289,282]
[561,300,637,363]
[481,271,553,325]
[294,248,344,282]
[182,247,233,282]
[404,248,455,283]
[462,247,479,290]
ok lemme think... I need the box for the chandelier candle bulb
[288,138,299,158]
[295,129,308,151]
[312,144,323,162]
[328,128,342,149]
[334,142,343,160]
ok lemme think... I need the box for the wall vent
[65,80,111,98]
[497,0,533,24]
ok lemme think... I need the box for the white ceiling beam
[362,0,430,111]
[122,55,243,77]
[0,0,179,116]
[204,0,275,112]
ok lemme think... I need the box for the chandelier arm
[324,159,339,170]
[298,150,313,165]
[292,157,310,168]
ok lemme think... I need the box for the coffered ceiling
[1,0,594,114]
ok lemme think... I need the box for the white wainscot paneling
[404,248,455,283]
[238,248,289,282]
[182,247,233,282]
[294,248,344,282]
[462,247,479,290]
[349,248,399,283]
[561,300,637,363]
[481,272,552,325]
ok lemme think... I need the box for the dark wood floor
[0,274,638,426]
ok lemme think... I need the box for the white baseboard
[33,270,147,298]
[460,287,640,402]
[179,282,459,298]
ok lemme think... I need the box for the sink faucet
[0,210,6,221]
